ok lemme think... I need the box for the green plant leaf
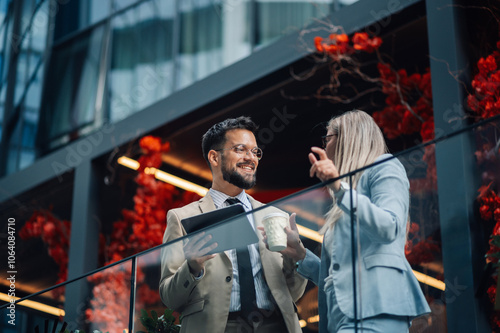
[151,309,159,325]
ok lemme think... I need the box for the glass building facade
[1,0,340,172]
[1,0,496,332]
[0,0,49,175]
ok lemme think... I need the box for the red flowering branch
[405,222,441,268]
[19,210,71,299]
[307,27,438,190]
[470,26,500,331]
[314,32,382,56]
[467,41,500,120]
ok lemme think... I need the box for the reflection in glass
[109,0,174,122]
[114,0,140,12]
[85,261,133,333]
[255,0,331,47]
[89,0,111,25]
[176,0,251,90]
[4,287,66,333]
[42,25,105,142]
[135,247,173,332]
[6,120,21,174]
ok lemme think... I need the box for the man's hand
[258,213,306,263]
[183,232,218,276]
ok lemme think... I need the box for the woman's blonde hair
[320,110,388,234]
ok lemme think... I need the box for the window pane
[89,0,111,24]
[176,0,225,90]
[109,0,174,122]
[215,0,252,66]
[6,120,21,173]
[18,148,35,169]
[114,0,140,12]
[176,0,252,89]
[256,0,332,47]
[14,50,28,105]
[41,25,105,143]
[21,108,38,148]
[30,0,49,52]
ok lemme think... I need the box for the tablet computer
[181,204,258,254]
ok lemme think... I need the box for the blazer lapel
[198,194,216,213]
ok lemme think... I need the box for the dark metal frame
[426,0,490,331]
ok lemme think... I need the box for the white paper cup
[262,212,288,251]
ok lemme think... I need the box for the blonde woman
[265,111,430,332]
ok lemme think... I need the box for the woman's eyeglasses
[321,134,337,148]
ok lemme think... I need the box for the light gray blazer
[298,154,431,332]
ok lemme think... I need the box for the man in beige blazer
[159,117,306,332]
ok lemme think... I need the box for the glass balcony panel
[347,150,443,332]
[0,260,134,333]
[8,115,500,331]
[0,174,74,333]
[135,246,177,332]
[1,286,66,333]
[84,260,134,332]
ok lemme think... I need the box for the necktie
[225,197,257,320]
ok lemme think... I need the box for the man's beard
[221,160,257,190]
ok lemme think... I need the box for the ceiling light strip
[117,156,140,170]
[296,224,324,243]
[0,293,65,317]
[117,156,208,196]
[412,270,445,291]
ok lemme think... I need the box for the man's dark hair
[202,116,258,166]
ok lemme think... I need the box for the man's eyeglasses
[215,144,263,160]
[322,134,337,148]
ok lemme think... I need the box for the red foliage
[137,135,170,171]
[372,64,436,189]
[373,66,433,141]
[19,210,71,299]
[405,222,441,267]
[478,180,500,330]
[314,32,382,57]
[467,42,500,119]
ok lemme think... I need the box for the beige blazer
[159,194,307,333]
